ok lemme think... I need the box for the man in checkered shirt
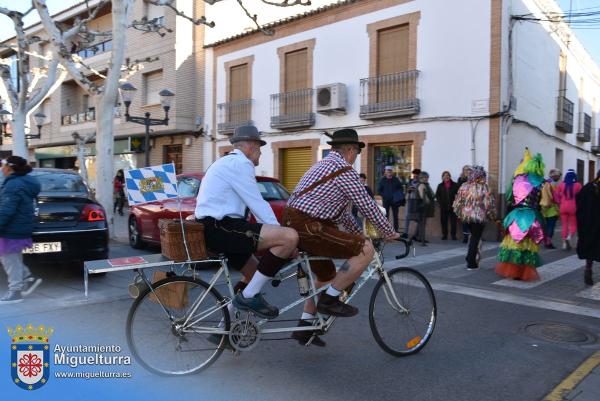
[282,129,400,346]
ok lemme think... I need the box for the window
[163,144,182,174]
[177,176,201,198]
[555,148,563,172]
[284,48,308,92]
[30,171,87,194]
[377,25,409,76]
[257,181,290,201]
[229,63,249,102]
[41,99,51,123]
[143,70,163,105]
[577,159,585,184]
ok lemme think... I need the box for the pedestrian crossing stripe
[493,254,583,289]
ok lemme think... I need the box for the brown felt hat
[326,129,365,148]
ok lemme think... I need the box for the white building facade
[202,0,599,205]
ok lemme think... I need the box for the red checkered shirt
[287,150,395,238]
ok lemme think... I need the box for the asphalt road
[1,239,599,401]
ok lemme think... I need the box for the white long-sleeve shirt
[194,149,279,225]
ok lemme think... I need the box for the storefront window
[372,144,412,189]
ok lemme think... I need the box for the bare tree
[0,6,66,157]
[72,131,96,183]
[34,0,131,235]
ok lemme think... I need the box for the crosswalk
[382,245,599,309]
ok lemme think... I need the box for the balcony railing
[217,99,253,134]
[576,112,592,142]
[270,88,315,129]
[555,95,574,133]
[359,70,420,119]
[76,39,112,59]
[61,107,121,126]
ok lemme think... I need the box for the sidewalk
[111,208,130,243]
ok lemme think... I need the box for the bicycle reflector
[80,204,106,222]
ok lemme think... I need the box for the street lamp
[0,109,11,146]
[26,112,46,139]
[119,83,173,166]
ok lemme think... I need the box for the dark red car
[128,173,290,249]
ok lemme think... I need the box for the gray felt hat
[230,125,267,146]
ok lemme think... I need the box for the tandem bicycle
[115,237,436,376]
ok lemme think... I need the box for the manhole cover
[525,322,596,344]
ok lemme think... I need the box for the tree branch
[147,0,215,28]
[27,57,67,113]
[235,0,274,36]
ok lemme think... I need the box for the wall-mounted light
[184,137,193,146]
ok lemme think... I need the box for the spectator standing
[408,171,434,246]
[554,169,582,250]
[457,165,472,243]
[540,168,561,249]
[435,171,459,240]
[113,169,126,216]
[576,170,600,285]
[453,166,496,270]
[401,168,421,238]
[0,156,42,304]
[377,166,404,232]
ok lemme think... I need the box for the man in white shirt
[195,125,298,319]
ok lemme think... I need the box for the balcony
[593,129,600,155]
[217,99,253,135]
[555,95,574,133]
[359,70,420,120]
[270,88,315,129]
[76,39,112,59]
[576,112,592,142]
[61,107,121,126]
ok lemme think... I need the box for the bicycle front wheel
[126,276,230,376]
[369,268,436,356]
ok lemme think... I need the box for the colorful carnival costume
[495,149,545,281]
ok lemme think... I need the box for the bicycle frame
[134,239,410,341]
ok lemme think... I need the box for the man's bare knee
[282,227,299,248]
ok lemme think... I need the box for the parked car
[23,169,109,267]
[128,173,290,249]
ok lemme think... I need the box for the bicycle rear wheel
[126,276,230,376]
[369,268,436,356]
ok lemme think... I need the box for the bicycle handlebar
[394,238,411,260]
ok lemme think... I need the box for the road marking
[493,254,583,289]
[576,281,600,301]
[430,255,497,278]
[542,350,600,401]
[432,282,600,319]
[385,245,498,269]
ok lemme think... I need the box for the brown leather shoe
[291,320,326,347]
[317,293,358,317]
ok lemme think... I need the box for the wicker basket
[158,219,207,262]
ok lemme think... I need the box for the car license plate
[22,242,62,254]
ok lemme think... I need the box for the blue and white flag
[125,163,178,206]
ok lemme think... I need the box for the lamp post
[26,112,46,139]
[119,83,174,166]
[0,109,11,146]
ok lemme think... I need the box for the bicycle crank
[229,319,262,352]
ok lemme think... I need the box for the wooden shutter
[284,48,308,92]
[229,64,249,101]
[281,147,312,192]
[144,70,162,105]
[377,25,409,75]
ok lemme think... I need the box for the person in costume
[554,169,582,250]
[576,170,600,285]
[540,169,561,249]
[452,166,496,270]
[495,148,545,281]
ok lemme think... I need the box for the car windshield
[31,171,88,194]
[258,181,290,201]
[178,176,201,197]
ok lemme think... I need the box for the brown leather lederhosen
[282,166,366,282]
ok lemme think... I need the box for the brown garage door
[281,147,312,192]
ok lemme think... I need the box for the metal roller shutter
[281,147,312,192]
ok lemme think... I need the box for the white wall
[209,0,494,187]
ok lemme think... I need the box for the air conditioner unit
[316,83,347,114]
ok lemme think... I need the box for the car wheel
[129,217,146,249]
